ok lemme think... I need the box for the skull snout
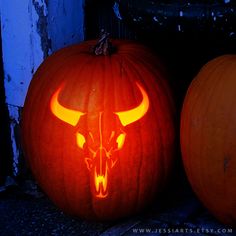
[93,148,109,198]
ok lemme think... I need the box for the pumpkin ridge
[118,56,148,209]
[26,55,94,211]
[196,59,232,200]
[121,55,168,206]
[123,55,168,181]
[113,55,143,210]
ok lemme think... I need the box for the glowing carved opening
[50,85,85,126]
[76,132,86,148]
[50,81,150,199]
[94,166,108,198]
[116,133,126,150]
[115,82,149,126]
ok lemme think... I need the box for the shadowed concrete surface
[0,176,233,236]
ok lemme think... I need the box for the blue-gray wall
[0,0,85,176]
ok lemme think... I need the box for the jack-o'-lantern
[21,34,175,220]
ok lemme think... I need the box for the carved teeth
[94,166,108,198]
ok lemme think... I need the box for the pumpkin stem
[93,29,114,56]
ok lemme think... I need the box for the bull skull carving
[50,82,149,198]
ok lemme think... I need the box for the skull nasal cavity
[94,148,109,175]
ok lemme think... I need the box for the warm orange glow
[76,132,86,148]
[50,81,150,199]
[50,85,85,126]
[116,133,126,150]
[94,166,108,198]
[115,82,149,126]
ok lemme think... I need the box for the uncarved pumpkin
[181,55,236,226]
[21,40,175,220]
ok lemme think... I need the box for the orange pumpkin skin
[181,55,236,226]
[21,40,175,220]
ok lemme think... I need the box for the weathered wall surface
[0,0,84,176]
[48,0,84,51]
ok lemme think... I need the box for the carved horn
[115,82,149,126]
[50,85,85,126]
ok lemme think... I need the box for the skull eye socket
[76,132,86,149]
[116,133,126,150]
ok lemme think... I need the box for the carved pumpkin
[181,55,236,226]
[21,39,175,220]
